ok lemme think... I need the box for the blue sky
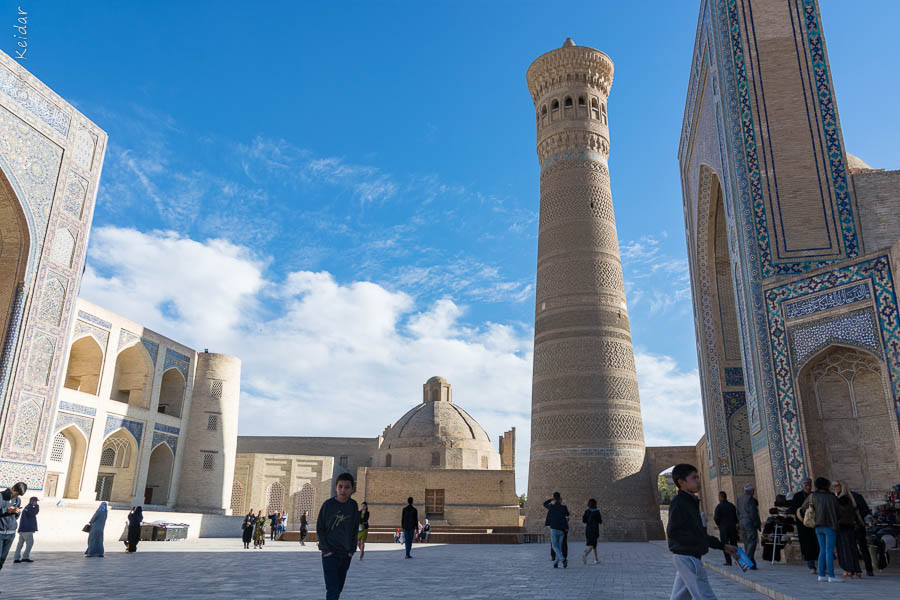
[9,1,899,492]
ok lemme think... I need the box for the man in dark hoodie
[543,492,570,569]
[401,497,418,559]
[316,472,360,600]
[667,465,736,599]
[0,482,26,571]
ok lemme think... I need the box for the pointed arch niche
[695,166,755,484]
[796,345,898,493]
[96,428,139,502]
[157,368,186,417]
[47,425,89,499]
[145,442,175,505]
[64,336,103,395]
[110,345,153,408]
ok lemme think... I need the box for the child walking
[317,472,360,600]
[667,464,736,599]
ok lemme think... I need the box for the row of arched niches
[537,94,608,128]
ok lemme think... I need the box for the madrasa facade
[0,49,241,513]
[679,0,900,516]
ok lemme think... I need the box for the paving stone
[4,538,771,599]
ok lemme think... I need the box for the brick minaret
[524,39,660,541]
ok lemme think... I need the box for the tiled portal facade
[680,0,900,513]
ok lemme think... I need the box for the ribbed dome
[382,399,492,449]
[377,377,501,470]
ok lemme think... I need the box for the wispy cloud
[81,226,705,493]
[621,234,691,314]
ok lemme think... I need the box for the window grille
[207,414,219,431]
[202,452,214,469]
[50,433,67,462]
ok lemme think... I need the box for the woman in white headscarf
[85,502,108,557]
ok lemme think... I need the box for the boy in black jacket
[317,472,360,600]
[667,464,736,599]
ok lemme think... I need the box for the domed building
[234,376,520,532]
[377,376,502,470]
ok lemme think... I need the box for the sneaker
[553,562,559,569]
[827,577,844,583]
[12,560,20,563]
[817,576,827,582]
[563,560,568,569]
[22,559,32,563]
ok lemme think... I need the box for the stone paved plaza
[6,538,898,599]
[2,539,765,599]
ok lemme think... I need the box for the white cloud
[634,349,705,447]
[81,227,705,494]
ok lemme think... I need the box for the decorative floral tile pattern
[76,311,111,330]
[0,66,70,135]
[11,394,42,450]
[790,308,879,366]
[54,411,93,439]
[724,367,744,387]
[0,460,46,490]
[37,273,67,326]
[57,400,96,416]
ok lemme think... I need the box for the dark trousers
[720,526,738,565]
[322,553,352,600]
[550,530,568,561]
[0,534,14,569]
[403,529,415,557]
[856,528,874,574]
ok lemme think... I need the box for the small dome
[426,375,449,385]
[562,37,576,48]
[846,153,873,172]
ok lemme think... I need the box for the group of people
[665,462,892,600]
[393,517,431,545]
[241,509,297,549]
[541,492,603,569]
[712,477,878,582]
[0,482,38,569]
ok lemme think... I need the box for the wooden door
[425,489,444,515]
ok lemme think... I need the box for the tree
[658,474,676,505]
[518,493,527,508]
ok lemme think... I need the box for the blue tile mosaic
[784,282,871,320]
[104,415,143,447]
[57,400,96,416]
[790,309,879,366]
[76,310,111,330]
[154,423,180,435]
[724,368,744,387]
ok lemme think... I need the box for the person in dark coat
[543,492,570,569]
[790,478,819,573]
[667,464,736,598]
[299,511,309,546]
[401,497,418,559]
[833,480,874,576]
[241,510,254,549]
[0,482,25,570]
[713,491,738,566]
[12,496,38,563]
[126,506,143,553]
[581,498,602,565]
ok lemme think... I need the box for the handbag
[800,496,816,529]
[82,523,91,533]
